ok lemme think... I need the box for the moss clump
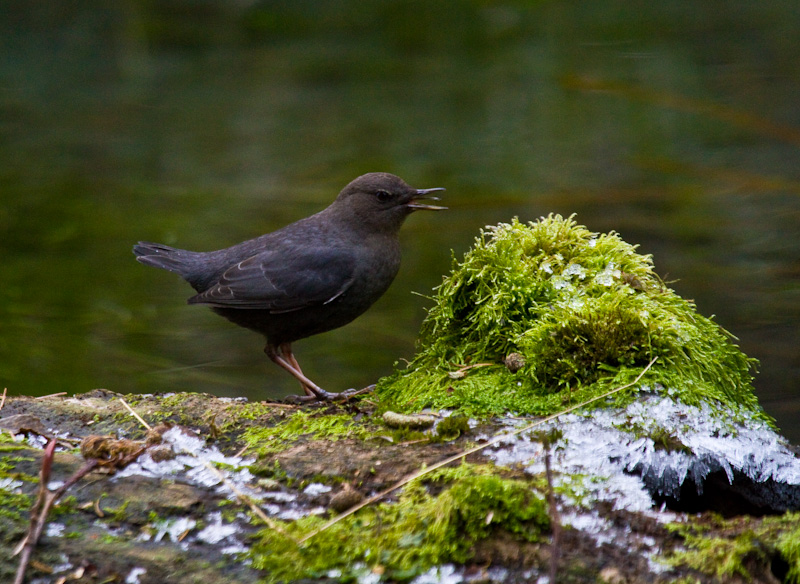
[435,415,470,440]
[0,478,31,579]
[667,512,800,581]
[241,409,377,456]
[376,215,764,419]
[0,437,36,530]
[250,465,549,582]
[777,521,800,584]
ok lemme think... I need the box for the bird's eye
[375,189,393,202]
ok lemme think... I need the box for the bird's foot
[329,384,375,401]
[283,390,334,404]
[285,384,376,404]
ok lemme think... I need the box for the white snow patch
[149,517,196,543]
[113,427,257,500]
[125,567,147,584]
[0,477,23,492]
[412,564,463,584]
[196,512,239,545]
[45,522,65,538]
[303,483,332,496]
[563,262,587,280]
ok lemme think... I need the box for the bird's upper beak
[407,187,447,211]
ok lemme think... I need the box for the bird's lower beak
[407,187,447,211]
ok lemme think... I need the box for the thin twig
[544,444,561,583]
[119,398,152,430]
[298,357,657,544]
[34,392,67,400]
[0,387,7,412]
[14,440,100,584]
[261,402,300,409]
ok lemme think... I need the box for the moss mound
[376,215,765,419]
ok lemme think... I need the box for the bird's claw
[330,384,376,401]
[285,384,376,404]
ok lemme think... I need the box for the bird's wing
[187,247,356,312]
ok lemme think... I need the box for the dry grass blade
[119,398,152,430]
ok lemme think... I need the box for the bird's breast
[340,237,402,307]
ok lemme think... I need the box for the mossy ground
[376,215,766,422]
[241,409,380,457]
[1,391,798,583]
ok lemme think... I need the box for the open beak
[407,187,447,211]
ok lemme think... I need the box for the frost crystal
[197,512,239,545]
[563,262,587,280]
[486,395,800,513]
[594,261,620,286]
[125,567,147,584]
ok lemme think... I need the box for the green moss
[777,522,800,584]
[376,215,765,420]
[670,530,759,579]
[0,487,31,524]
[241,410,377,456]
[434,415,470,440]
[250,464,549,582]
[102,499,130,523]
[0,459,37,484]
[0,439,35,531]
[667,512,800,581]
[50,495,80,517]
[234,401,277,419]
[118,392,205,428]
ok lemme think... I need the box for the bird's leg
[263,343,375,402]
[264,343,333,401]
[280,343,316,397]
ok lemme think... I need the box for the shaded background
[1,1,798,441]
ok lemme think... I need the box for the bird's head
[332,172,446,233]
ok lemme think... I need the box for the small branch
[14,436,146,584]
[14,440,99,584]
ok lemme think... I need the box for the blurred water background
[2,1,799,441]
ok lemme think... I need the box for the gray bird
[133,173,445,401]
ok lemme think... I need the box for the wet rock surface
[1,390,799,583]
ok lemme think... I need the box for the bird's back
[134,210,403,344]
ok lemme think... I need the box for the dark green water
[2,1,799,441]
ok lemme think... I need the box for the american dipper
[133,173,445,401]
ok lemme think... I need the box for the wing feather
[188,247,356,312]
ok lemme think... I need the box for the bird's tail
[133,242,201,280]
